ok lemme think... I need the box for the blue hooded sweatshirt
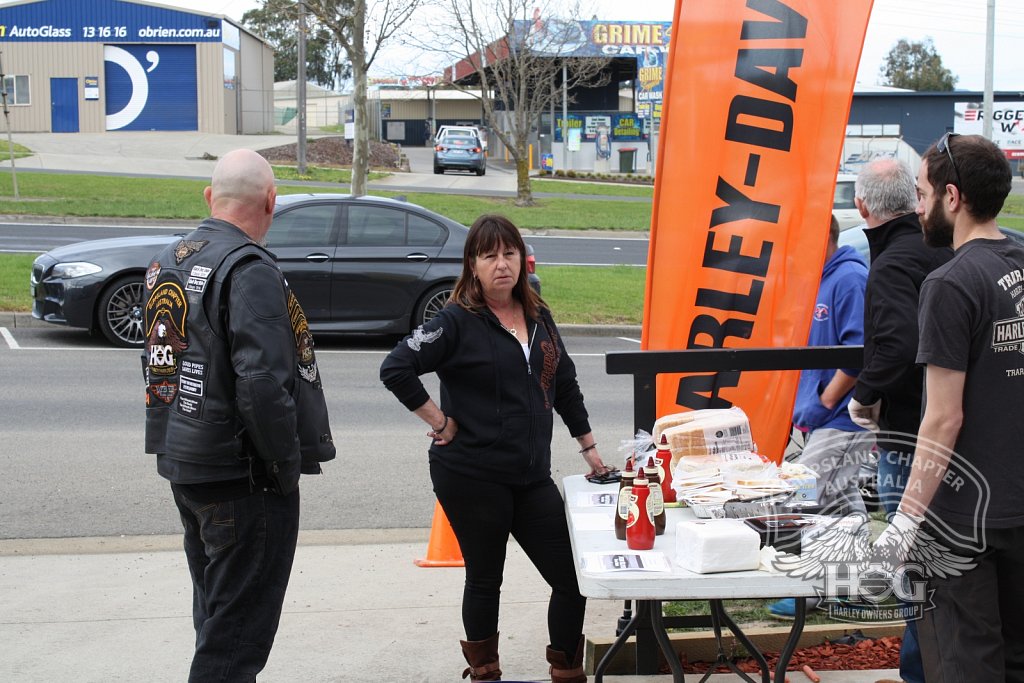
[792,244,868,432]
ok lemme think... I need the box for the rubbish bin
[618,147,637,173]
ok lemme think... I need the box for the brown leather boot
[546,635,586,683]
[460,632,502,681]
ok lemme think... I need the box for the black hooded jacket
[380,303,591,485]
[853,212,953,450]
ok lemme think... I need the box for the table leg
[594,600,644,683]
[713,600,770,683]
[616,599,634,634]
[649,600,686,682]
[595,600,686,683]
[773,596,807,683]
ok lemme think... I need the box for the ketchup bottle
[656,434,676,503]
[644,456,666,535]
[626,468,655,550]
[614,457,636,541]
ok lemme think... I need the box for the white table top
[563,475,820,601]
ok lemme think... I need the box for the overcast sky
[169,0,1024,91]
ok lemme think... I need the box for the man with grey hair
[846,157,951,683]
[144,149,335,681]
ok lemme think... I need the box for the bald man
[143,149,335,681]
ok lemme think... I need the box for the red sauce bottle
[656,434,676,503]
[614,457,636,541]
[644,456,666,535]
[626,468,655,550]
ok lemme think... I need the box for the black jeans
[171,483,300,683]
[430,462,586,657]
[917,523,1024,683]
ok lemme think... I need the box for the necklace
[491,305,519,337]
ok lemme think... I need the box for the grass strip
[270,165,390,183]
[538,265,644,324]
[531,178,654,198]
[0,252,36,310]
[0,172,653,230]
[0,141,33,162]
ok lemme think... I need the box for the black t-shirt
[917,237,1024,528]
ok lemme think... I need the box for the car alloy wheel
[97,275,146,348]
[414,283,454,329]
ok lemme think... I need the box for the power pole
[0,48,19,199]
[983,0,995,140]
[297,0,308,174]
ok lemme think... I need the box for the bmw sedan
[30,194,540,347]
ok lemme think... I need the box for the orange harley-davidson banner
[642,0,874,461]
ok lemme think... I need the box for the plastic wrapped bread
[652,408,728,444]
[661,409,753,466]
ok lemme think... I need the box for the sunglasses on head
[937,132,963,190]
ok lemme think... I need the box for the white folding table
[563,475,819,683]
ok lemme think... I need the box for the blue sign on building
[0,0,222,43]
[105,44,198,130]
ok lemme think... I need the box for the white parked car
[833,173,861,229]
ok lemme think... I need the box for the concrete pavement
[0,531,901,683]
[2,130,523,196]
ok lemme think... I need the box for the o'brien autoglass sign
[0,0,222,43]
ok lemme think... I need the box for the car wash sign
[0,0,221,43]
[516,18,672,121]
[955,102,1024,159]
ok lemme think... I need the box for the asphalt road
[0,220,651,266]
[0,328,643,539]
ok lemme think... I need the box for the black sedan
[31,194,540,347]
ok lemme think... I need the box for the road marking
[618,337,642,344]
[1,327,19,349]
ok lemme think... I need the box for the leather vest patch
[173,239,209,265]
[287,288,320,387]
[145,280,189,405]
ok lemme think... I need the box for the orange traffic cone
[415,501,464,567]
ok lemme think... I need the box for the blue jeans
[172,484,300,683]
[878,449,925,683]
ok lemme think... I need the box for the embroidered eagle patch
[407,326,443,351]
[173,239,209,264]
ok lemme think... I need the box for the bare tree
[434,0,611,206]
[304,0,426,196]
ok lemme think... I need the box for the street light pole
[0,48,19,199]
[297,0,308,174]
[983,0,995,140]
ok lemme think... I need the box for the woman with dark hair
[380,214,611,682]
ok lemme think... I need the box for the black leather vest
[143,219,334,484]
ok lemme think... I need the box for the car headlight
[51,261,102,279]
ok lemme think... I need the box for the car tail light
[471,147,481,153]
[435,145,445,151]
[526,252,536,274]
